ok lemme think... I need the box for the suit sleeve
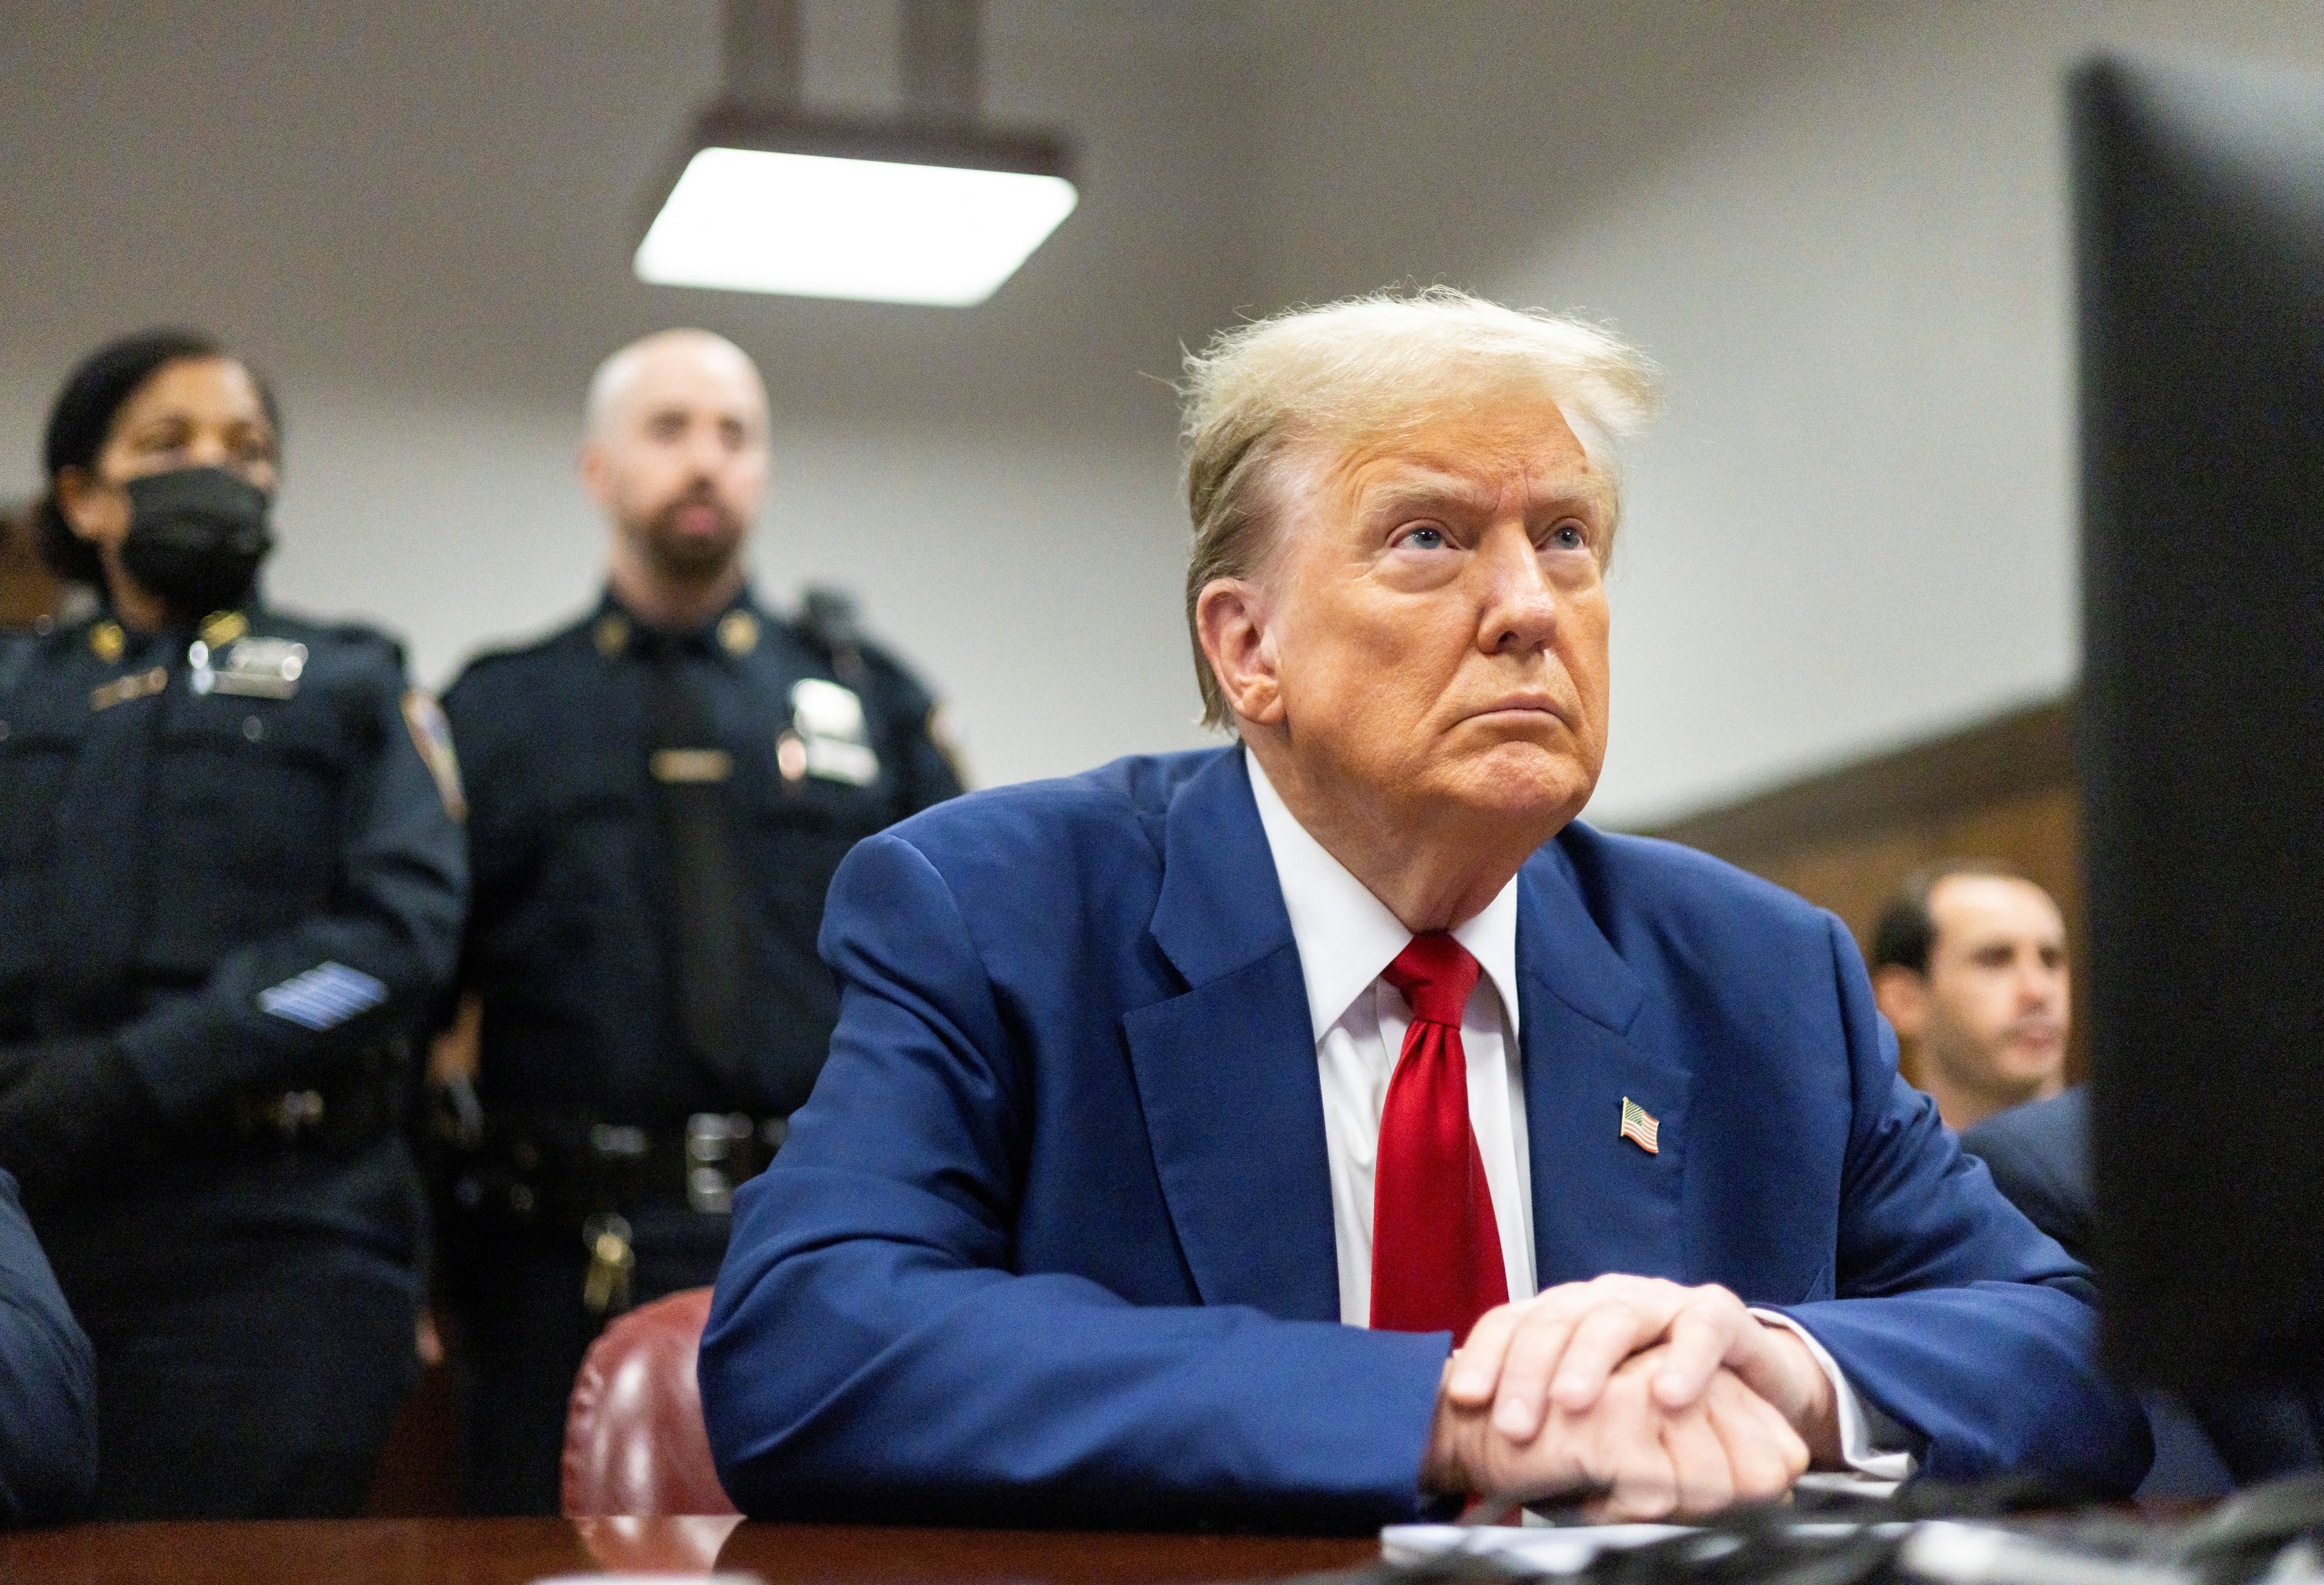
[0,1170,96,1523]
[112,652,469,1118]
[701,832,1451,1532]
[1768,917,2152,1494]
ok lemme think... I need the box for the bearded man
[436,328,962,1514]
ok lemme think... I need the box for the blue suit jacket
[703,749,2150,1529]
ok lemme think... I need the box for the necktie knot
[1381,933,1480,1029]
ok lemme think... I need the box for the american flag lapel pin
[1619,1096,1661,1155]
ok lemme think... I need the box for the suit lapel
[1121,750,1340,1322]
[1517,843,1696,1288]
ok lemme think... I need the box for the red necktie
[1370,933,1508,1341]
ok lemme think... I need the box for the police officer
[0,330,468,1516]
[438,328,963,1514]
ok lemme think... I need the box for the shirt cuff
[1749,1309,1917,1481]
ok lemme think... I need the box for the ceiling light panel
[635,145,1078,307]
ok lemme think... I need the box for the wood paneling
[0,501,68,631]
[1641,699,2086,1086]
[0,1517,1379,1585]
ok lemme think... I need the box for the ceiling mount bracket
[635,0,1077,307]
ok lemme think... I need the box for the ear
[1195,577,1283,727]
[578,440,615,513]
[53,466,123,545]
[1872,965,1929,1042]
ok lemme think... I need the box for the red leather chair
[561,1286,740,1516]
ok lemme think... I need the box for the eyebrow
[1356,468,1613,522]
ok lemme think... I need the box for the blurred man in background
[1870,861,2069,1130]
[435,328,963,1514]
[1879,862,2324,1491]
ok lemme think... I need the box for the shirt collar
[597,585,760,660]
[598,584,756,631]
[1244,746,1521,1044]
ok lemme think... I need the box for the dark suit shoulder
[888,749,1221,854]
[1550,823,1839,957]
[441,612,609,729]
[251,607,411,684]
[852,634,934,694]
[1961,1088,2091,1263]
[780,621,939,703]
[447,609,600,685]
[877,750,1224,912]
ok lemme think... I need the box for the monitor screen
[2076,53,2324,1390]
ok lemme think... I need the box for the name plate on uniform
[790,678,880,787]
[651,748,734,784]
[201,636,308,699]
[90,667,169,711]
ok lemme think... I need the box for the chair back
[561,1285,739,1516]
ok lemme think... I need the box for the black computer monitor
[2076,53,2324,1391]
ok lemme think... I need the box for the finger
[1659,1400,1737,1518]
[1723,1317,1831,1438]
[1577,1370,1681,1521]
[1547,1301,1652,1414]
[1705,1372,1811,1501]
[1534,1274,1686,1331]
[1489,1278,1702,1431]
[1735,1372,1812,1484]
[1445,1301,1525,1406]
[1652,1294,1748,1410]
[1470,1279,1685,1433]
[1491,1306,1588,1439]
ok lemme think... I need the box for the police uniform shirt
[0,605,468,1239]
[444,590,963,1128]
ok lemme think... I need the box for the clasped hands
[1421,1275,1842,1520]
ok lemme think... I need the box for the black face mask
[118,466,274,617]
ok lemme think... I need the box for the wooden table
[0,1518,1382,1585]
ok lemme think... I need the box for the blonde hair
[1178,287,1660,727]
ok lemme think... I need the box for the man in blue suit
[702,289,2151,1529]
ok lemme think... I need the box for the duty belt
[446,1110,790,1228]
[582,1111,791,1215]
[222,1063,403,1155]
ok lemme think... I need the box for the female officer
[0,330,467,1518]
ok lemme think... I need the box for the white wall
[7,3,2324,812]
[1246,0,2324,825]
[0,0,1252,787]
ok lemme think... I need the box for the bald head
[584,328,768,443]
[581,329,773,625]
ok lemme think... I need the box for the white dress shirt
[1244,749,1910,1478]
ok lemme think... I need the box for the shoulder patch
[258,961,388,1030]
[925,704,970,785]
[402,689,468,820]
